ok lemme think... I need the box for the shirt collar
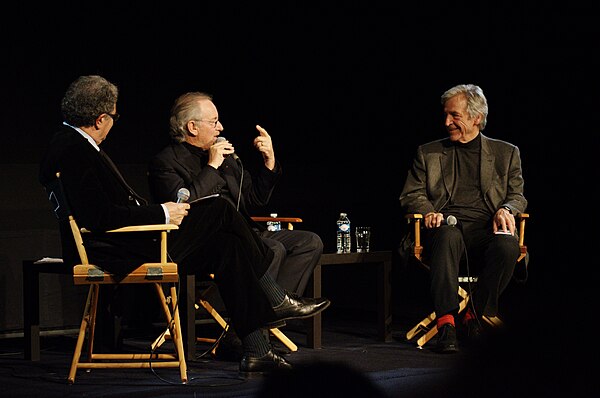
[63,121,100,152]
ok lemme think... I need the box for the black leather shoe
[435,323,459,353]
[272,293,331,322]
[239,349,293,378]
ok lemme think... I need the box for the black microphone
[176,187,190,203]
[442,215,457,226]
[215,136,240,161]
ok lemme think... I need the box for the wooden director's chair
[404,212,529,349]
[45,173,187,384]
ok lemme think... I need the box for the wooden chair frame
[404,212,529,349]
[45,173,187,384]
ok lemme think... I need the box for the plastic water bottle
[267,213,281,231]
[336,212,351,254]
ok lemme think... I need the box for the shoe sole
[265,320,287,329]
[276,300,331,322]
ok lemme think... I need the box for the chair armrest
[515,213,529,260]
[404,214,423,260]
[79,224,179,265]
[251,216,303,231]
[251,216,303,223]
[80,224,179,233]
[106,224,179,233]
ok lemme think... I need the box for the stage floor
[0,303,584,397]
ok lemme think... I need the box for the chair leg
[416,324,440,348]
[270,328,298,352]
[482,315,503,328]
[68,284,97,384]
[153,283,187,383]
[70,282,188,384]
[197,298,298,352]
[197,299,228,329]
[154,297,225,350]
[86,284,100,360]
[406,311,436,341]
[408,286,472,349]
[168,284,187,383]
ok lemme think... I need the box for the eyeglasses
[105,112,120,122]
[197,119,220,128]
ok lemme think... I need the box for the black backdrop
[2,4,595,311]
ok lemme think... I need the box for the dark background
[1,4,595,325]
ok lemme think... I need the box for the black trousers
[168,197,278,338]
[424,222,520,318]
[259,229,323,296]
[87,197,278,339]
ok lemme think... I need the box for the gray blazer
[399,133,527,216]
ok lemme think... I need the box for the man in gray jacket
[399,84,527,353]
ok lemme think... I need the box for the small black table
[22,258,72,361]
[305,250,393,349]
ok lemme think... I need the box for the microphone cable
[442,214,480,329]
[235,158,243,211]
[215,136,243,211]
[459,232,483,333]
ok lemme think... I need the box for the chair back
[43,172,89,265]
[44,172,72,222]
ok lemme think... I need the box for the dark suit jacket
[148,142,282,229]
[399,133,527,216]
[39,125,165,271]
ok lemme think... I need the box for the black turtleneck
[443,134,491,223]
[182,141,208,161]
[181,142,235,206]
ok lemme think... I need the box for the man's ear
[95,114,108,129]
[186,120,199,136]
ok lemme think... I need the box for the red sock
[463,308,476,324]
[437,314,454,328]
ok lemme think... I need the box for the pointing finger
[256,124,269,137]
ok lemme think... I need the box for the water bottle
[267,213,281,231]
[336,212,351,254]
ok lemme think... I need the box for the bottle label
[267,221,281,231]
[338,223,350,232]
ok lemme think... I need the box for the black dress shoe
[239,349,293,378]
[435,323,459,354]
[272,293,331,322]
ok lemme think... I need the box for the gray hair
[169,92,213,143]
[441,84,488,130]
[61,75,118,127]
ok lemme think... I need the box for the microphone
[176,187,190,203]
[442,215,458,226]
[215,136,239,161]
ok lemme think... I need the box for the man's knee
[430,226,463,250]
[491,235,520,261]
[306,232,324,252]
